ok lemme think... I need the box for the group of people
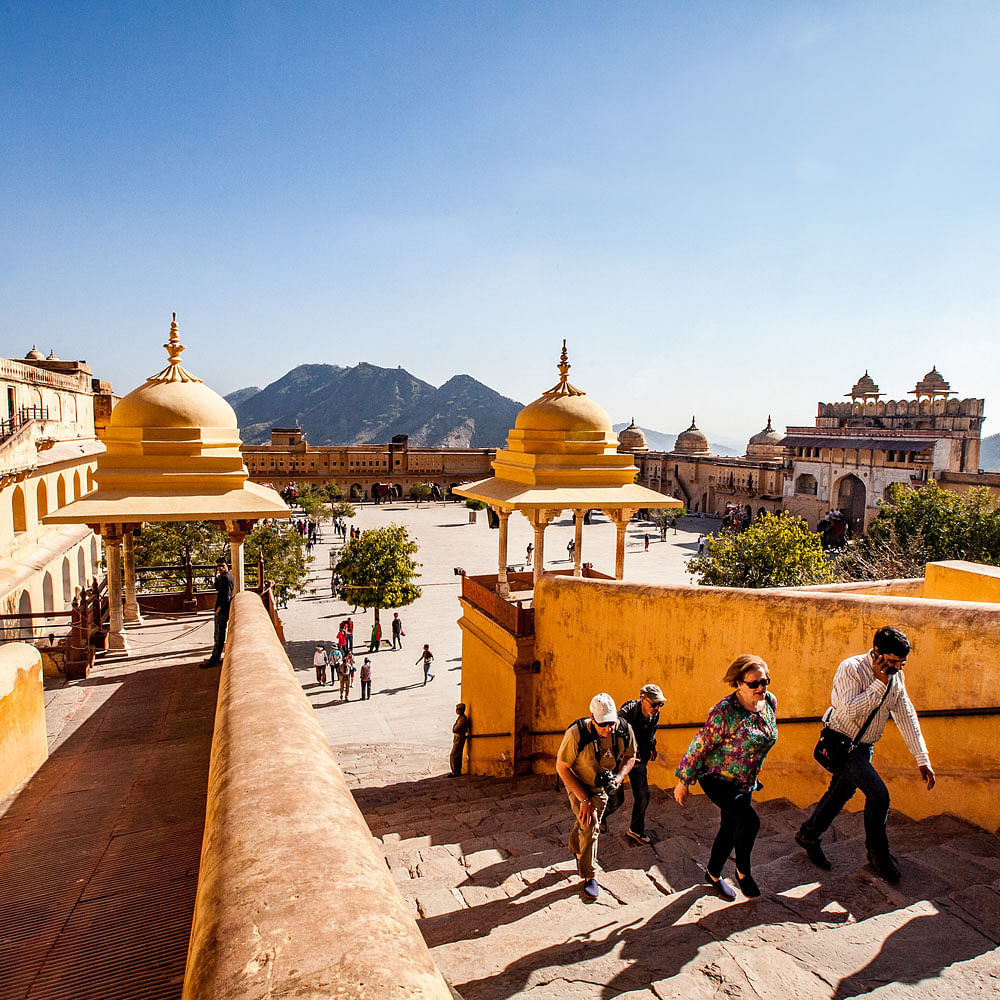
[557,626,935,903]
[312,643,374,701]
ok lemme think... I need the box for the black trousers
[210,607,229,664]
[800,743,890,856]
[604,760,652,835]
[360,680,371,699]
[698,774,761,877]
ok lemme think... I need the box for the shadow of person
[831,905,996,999]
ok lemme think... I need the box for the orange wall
[0,644,47,799]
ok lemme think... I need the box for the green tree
[409,483,431,504]
[465,499,486,511]
[837,481,1000,580]
[333,525,421,624]
[245,522,310,598]
[327,499,356,520]
[687,511,833,588]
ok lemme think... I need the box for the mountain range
[228,363,523,448]
[611,423,740,457]
[981,433,1000,472]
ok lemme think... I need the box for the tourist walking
[416,644,435,684]
[201,557,234,668]
[339,652,354,701]
[450,703,471,776]
[369,619,382,652]
[795,626,935,883]
[312,643,329,685]
[674,654,777,901]
[329,644,343,687]
[604,683,666,845]
[644,533,650,552]
[525,542,533,566]
[555,693,636,902]
[359,657,372,700]
[391,612,404,649]
[337,623,348,659]
[567,538,575,561]
[345,616,354,653]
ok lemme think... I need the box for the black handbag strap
[853,678,893,747]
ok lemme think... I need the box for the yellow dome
[95,315,249,496]
[515,392,613,434]
[112,377,238,431]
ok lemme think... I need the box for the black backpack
[571,717,632,769]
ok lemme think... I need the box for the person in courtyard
[674,654,777,901]
[329,643,343,687]
[644,532,650,551]
[337,622,348,659]
[369,619,382,652]
[339,652,354,700]
[391,612,404,649]
[202,557,234,668]
[555,693,636,902]
[567,538,575,561]
[417,644,435,684]
[795,626,935,884]
[359,656,372,700]
[450,703,471,776]
[345,616,354,653]
[312,643,328,685]
[525,542,533,566]
[604,683,666,845]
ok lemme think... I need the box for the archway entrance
[836,474,867,534]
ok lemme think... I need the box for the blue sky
[3,2,999,445]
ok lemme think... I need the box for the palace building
[0,348,115,637]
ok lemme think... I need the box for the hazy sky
[3,2,998,446]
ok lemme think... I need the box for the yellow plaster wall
[924,560,1000,604]
[529,576,1000,831]
[0,643,48,799]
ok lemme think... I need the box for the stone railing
[182,592,453,1000]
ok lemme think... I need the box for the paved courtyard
[280,501,711,755]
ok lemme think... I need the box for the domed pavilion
[455,344,680,594]
[746,415,784,459]
[45,314,288,652]
[672,417,710,456]
[616,418,648,454]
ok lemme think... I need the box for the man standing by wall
[450,703,470,777]
[555,693,636,902]
[796,626,935,883]
[604,683,665,845]
[202,558,234,668]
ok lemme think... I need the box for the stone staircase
[342,745,1000,999]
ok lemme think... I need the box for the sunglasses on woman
[742,677,771,690]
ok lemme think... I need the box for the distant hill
[981,433,1000,472]
[225,385,262,408]
[612,423,741,457]
[231,363,523,448]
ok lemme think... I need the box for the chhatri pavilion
[456,344,681,595]
[45,315,289,653]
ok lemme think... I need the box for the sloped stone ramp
[343,745,1000,1000]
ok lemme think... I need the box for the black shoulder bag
[813,682,891,774]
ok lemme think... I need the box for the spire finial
[766,414,773,429]
[147,312,203,384]
[542,339,585,397]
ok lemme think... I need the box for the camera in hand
[595,769,616,790]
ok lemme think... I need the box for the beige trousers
[567,789,609,880]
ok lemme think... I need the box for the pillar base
[107,631,130,653]
[124,605,144,626]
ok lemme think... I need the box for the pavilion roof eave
[453,477,683,512]
[42,481,290,526]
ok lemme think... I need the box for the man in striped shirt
[796,626,936,883]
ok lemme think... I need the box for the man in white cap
[555,693,637,901]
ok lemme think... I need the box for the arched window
[87,468,95,492]
[78,547,87,587]
[43,572,54,616]
[91,535,100,567]
[62,557,73,603]
[73,470,82,499]
[13,486,27,533]
[57,475,67,509]
[37,480,49,520]
[17,590,32,640]
[795,473,818,496]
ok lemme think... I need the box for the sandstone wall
[0,643,47,799]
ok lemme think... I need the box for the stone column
[607,508,637,580]
[573,509,584,577]
[528,509,559,586]
[122,527,143,624]
[226,522,248,593]
[496,510,511,598]
[103,524,128,652]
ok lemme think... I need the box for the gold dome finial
[543,339,585,397]
[147,312,203,384]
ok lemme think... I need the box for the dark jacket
[619,699,659,762]
[214,570,235,612]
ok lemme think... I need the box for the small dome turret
[617,418,648,454]
[25,345,45,360]
[746,416,784,458]
[673,417,709,456]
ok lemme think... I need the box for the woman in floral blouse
[674,654,777,901]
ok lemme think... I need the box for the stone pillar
[608,508,637,581]
[496,510,511,598]
[573,509,584,577]
[122,527,143,624]
[225,519,255,593]
[103,524,128,652]
[528,509,559,586]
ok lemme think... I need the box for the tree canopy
[686,511,833,588]
[836,481,1000,580]
[333,524,421,620]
